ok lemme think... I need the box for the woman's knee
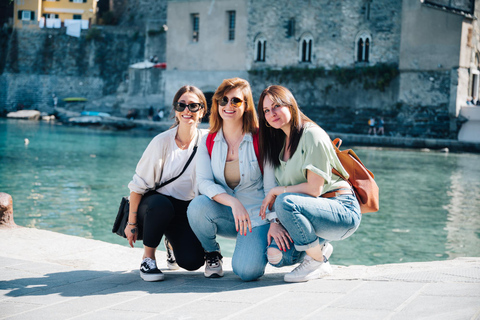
[266,247,283,266]
[176,253,204,271]
[274,193,296,220]
[233,263,265,281]
[187,195,211,221]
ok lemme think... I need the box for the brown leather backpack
[331,138,380,214]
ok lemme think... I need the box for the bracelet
[283,186,287,193]
[130,211,138,214]
[127,222,137,226]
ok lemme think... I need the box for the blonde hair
[209,78,258,134]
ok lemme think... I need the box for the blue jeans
[269,192,361,267]
[187,195,269,281]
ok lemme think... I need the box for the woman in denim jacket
[258,85,361,283]
[187,78,270,281]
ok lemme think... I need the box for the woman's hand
[125,224,138,248]
[267,223,293,252]
[231,198,252,236]
[260,187,281,219]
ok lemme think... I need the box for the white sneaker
[140,257,165,282]
[284,255,332,283]
[204,251,224,278]
[165,238,179,270]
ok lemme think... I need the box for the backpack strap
[206,131,263,174]
[252,131,263,174]
[206,132,217,157]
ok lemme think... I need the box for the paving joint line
[384,282,429,320]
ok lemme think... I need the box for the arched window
[299,34,313,63]
[355,32,371,63]
[254,35,266,62]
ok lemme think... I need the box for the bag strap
[156,129,200,189]
[252,131,263,174]
[206,131,217,157]
[206,131,263,174]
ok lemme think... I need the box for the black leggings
[137,191,204,271]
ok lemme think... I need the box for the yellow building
[14,0,97,29]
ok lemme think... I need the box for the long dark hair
[257,85,315,167]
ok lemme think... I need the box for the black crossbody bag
[112,131,200,239]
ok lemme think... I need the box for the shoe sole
[167,261,180,270]
[140,272,165,282]
[284,262,333,283]
[204,270,224,278]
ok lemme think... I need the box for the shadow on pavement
[2,269,291,298]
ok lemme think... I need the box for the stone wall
[0,27,145,112]
[249,67,453,139]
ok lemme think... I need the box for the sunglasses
[219,96,244,108]
[173,102,203,113]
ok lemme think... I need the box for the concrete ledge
[1,227,479,319]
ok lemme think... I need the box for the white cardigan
[128,127,206,201]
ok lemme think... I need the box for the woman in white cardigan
[125,86,207,282]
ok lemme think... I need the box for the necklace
[225,134,244,155]
[175,133,194,150]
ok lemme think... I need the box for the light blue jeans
[187,195,269,281]
[269,192,361,267]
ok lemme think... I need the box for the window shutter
[18,11,22,20]
[31,11,35,20]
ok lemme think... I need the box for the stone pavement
[1,227,479,320]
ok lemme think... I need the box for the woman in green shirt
[258,85,361,283]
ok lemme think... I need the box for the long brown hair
[209,78,258,134]
[171,85,207,128]
[257,85,315,167]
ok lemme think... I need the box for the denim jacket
[196,129,271,228]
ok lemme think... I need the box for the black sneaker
[204,251,223,278]
[140,257,164,281]
[165,238,179,270]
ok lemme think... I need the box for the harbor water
[1,118,479,266]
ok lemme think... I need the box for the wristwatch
[271,218,281,224]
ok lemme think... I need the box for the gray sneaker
[204,251,224,278]
[164,238,179,270]
[284,255,332,283]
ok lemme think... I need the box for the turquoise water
[1,118,480,266]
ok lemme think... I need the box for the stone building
[164,0,480,138]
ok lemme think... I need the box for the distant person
[368,117,376,135]
[126,109,138,120]
[467,97,473,105]
[148,106,154,120]
[125,85,207,281]
[52,94,58,108]
[153,108,164,122]
[377,117,385,135]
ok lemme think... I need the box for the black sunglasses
[173,102,204,113]
[219,96,244,107]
